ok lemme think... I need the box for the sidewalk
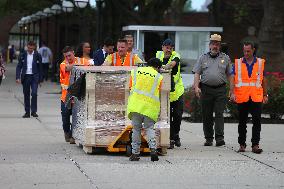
[0,63,283,189]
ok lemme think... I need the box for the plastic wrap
[71,66,170,147]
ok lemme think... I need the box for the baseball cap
[162,39,174,47]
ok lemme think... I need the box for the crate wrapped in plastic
[70,66,171,153]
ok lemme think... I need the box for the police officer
[192,34,232,146]
[156,39,184,149]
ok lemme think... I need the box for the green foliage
[233,2,249,24]
[263,76,284,120]
[183,86,202,122]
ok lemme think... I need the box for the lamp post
[18,21,24,51]
[74,0,89,42]
[51,4,62,82]
[96,0,104,49]
[43,8,54,46]
[30,14,39,42]
[62,1,74,45]
[51,4,62,52]
[35,11,47,46]
[24,16,32,42]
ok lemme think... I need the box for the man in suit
[93,37,114,66]
[16,41,43,118]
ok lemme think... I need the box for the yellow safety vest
[127,67,163,122]
[156,51,184,102]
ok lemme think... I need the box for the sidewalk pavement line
[64,149,99,189]
[183,127,284,174]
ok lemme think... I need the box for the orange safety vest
[111,52,135,66]
[234,58,265,103]
[60,57,90,102]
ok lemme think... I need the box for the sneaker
[238,145,246,152]
[175,138,181,147]
[216,140,225,147]
[204,140,213,146]
[22,113,30,118]
[64,133,71,142]
[252,145,263,154]
[69,137,75,144]
[129,154,140,161]
[31,112,38,117]
[168,140,175,149]
[150,149,159,162]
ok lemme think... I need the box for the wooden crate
[71,66,171,154]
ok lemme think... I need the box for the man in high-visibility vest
[230,41,268,154]
[60,46,92,144]
[103,39,143,66]
[127,58,163,161]
[156,39,184,149]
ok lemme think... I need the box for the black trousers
[237,99,262,146]
[170,95,183,140]
[42,63,50,81]
[201,84,227,142]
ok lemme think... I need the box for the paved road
[0,63,283,189]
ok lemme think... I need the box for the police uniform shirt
[192,52,232,86]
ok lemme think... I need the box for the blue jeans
[61,100,72,135]
[22,74,38,114]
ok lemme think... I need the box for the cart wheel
[126,145,132,157]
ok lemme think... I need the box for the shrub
[183,86,202,122]
[263,76,284,120]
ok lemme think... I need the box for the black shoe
[150,149,159,162]
[22,113,30,118]
[216,140,225,147]
[129,154,140,161]
[168,140,175,149]
[31,112,38,117]
[175,138,181,147]
[204,140,213,146]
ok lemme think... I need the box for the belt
[200,83,226,89]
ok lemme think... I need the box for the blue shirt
[231,56,265,77]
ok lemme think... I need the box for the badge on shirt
[221,59,224,64]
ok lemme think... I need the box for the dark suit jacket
[93,49,106,66]
[16,51,43,83]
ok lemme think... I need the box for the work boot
[175,138,181,147]
[168,140,175,149]
[150,149,159,162]
[129,154,140,161]
[64,133,70,142]
[69,137,75,144]
[216,140,225,147]
[252,145,263,154]
[204,140,213,146]
[238,145,246,152]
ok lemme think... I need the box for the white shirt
[102,48,107,58]
[38,46,52,63]
[26,51,34,74]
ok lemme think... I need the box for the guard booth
[122,25,223,87]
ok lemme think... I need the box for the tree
[258,0,284,71]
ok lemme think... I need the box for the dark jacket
[93,49,106,66]
[16,51,43,83]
